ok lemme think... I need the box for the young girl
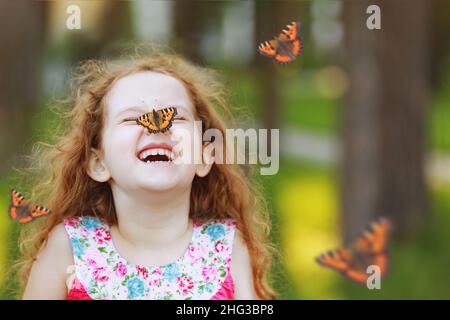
[17,49,276,300]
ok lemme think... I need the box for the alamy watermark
[166,121,279,176]
[366,265,382,290]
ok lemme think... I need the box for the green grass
[0,173,22,299]
[341,186,450,299]
[428,71,450,153]
[282,72,338,134]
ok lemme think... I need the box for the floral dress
[63,216,237,300]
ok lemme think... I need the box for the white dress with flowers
[63,216,236,300]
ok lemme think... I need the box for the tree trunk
[254,1,300,147]
[342,0,430,242]
[172,1,222,64]
[64,1,133,62]
[0,0,46,176]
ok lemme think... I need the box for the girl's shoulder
[22,223,74,299]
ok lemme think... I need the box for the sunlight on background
[314,66,349,99]
[48,0,105,43]
[277,174,342,299]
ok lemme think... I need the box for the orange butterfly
[258,21,302,64]
[8,189,51,224]
[316,218,391,285]
[136,107,178,134]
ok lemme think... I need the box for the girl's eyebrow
[116,105,192,117]
[116,106,147,118]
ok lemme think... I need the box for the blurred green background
[1,0,450,299]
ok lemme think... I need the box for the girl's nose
[158,129,171,136]
[144,129,171,136]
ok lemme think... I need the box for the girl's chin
[136,181,177,192]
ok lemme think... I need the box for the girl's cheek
[104,125,140,152]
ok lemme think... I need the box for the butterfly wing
[317,247,376,285]
[354,218,391,253]
[258,40,278,58]
[259,21,302,64]
[9,190,35,223]
[15,208,34,224]
[9,204,24,222]
[278,21,300,42]
[273,40,298,64]
[8,189,52,224]
[273,39,302,64]
[137,112,160,134]
[31,205,52,219]
[370,218,391,252]
[316,218,391,285]
[275,21,302,64]
[285,38,302,57]
[156,107,178,133]
[345,218,391,283]
[353,218,391,274]
[9,189,28,221]
[316,248,352,273]
[10,189,27,207]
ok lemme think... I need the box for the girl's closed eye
[121,116,186,122]
[121,117,138,123]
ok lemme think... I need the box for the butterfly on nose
[136,107,178,135]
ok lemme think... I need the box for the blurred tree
[173,0,224,64]
[63,1,133,62]
[254,0,305,147]
[253,1,307,294]
[342,0,430,241]
[0,0,46,176]
[430,0,450,88]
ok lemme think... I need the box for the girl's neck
[110,186,192,250]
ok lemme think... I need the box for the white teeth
[138,148,173,160]
[144,160,173,164]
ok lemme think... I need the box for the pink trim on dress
[210,273,234,300]
[67,273,234,300]
[67,277,93,300]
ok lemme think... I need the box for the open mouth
[137,148,174,163]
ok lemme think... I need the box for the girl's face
[89,71,212,193]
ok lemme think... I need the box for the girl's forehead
[105,71,193,116]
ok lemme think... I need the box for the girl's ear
[195,141,215,178]
[87,148,111,182]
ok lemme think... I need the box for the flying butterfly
[258,21,303,64]
[8,189,52,224]
[316,217,392,285]
[136,107,178,134]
